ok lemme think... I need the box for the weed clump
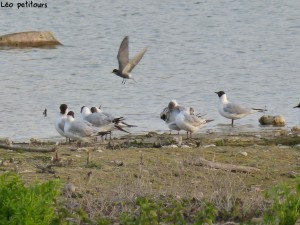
[0,172,61,225]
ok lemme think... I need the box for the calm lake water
[0,0,300,141]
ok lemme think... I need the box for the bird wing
[224,103,251,115]
[184,114,207,126]
[123,47,147,73]
[68,121,97,137]
[58,119,65,132]
[117,36,129,71]
[85,113,110,127]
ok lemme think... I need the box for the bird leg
[231,119,234,127]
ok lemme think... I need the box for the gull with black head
[215,91,266,127]
[64,111,112,142]
[55,104,69,142]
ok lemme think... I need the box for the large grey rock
[0,31,62,47]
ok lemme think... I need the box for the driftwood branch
[185,157,260,173]
[0,143,56,153]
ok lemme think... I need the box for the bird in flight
[112,36,147,84]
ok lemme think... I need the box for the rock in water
[259,115,285,126]
[291,126,300,135]
[0,31,62,47]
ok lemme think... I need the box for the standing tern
[112,36,147,84]
[215,91,266,127]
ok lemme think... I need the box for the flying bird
[112,36,147,84]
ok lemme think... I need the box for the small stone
[0,138,12,146]
[287,171,298,178]
[239,151,248,156]
[77,148,87,152]
[250,218,263,224]
[181,145,191,148]
[203,144,216,148]
[173,136,182,146]
[64,183,76,193]
[291,126,300,135]
[111,160,124,166]
[278,145,289,149]
[162,144,178,148]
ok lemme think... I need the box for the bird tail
[196,113,207,118]
[112,117,137,128]
[119,121,137,128]
[112,117,125,123]
[97,131,111,136]
[252,108,267,112]
[114,125,131,134]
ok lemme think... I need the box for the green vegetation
[264,179,300,225]
[1,172,300,224]
[0,172,61,225]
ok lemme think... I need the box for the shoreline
[1,123,296,144]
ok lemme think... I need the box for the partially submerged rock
[259,115,286,126]
[291,126,300,135]
[0,31,62,47]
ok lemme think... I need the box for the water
[0,0,300,141]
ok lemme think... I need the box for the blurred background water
[0,0,299,141]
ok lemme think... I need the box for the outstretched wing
[117,36,129,71]
[123,47,148,73]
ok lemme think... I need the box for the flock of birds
[54,90,269,142]
[55,104,136,142]
[54,36,300,142]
